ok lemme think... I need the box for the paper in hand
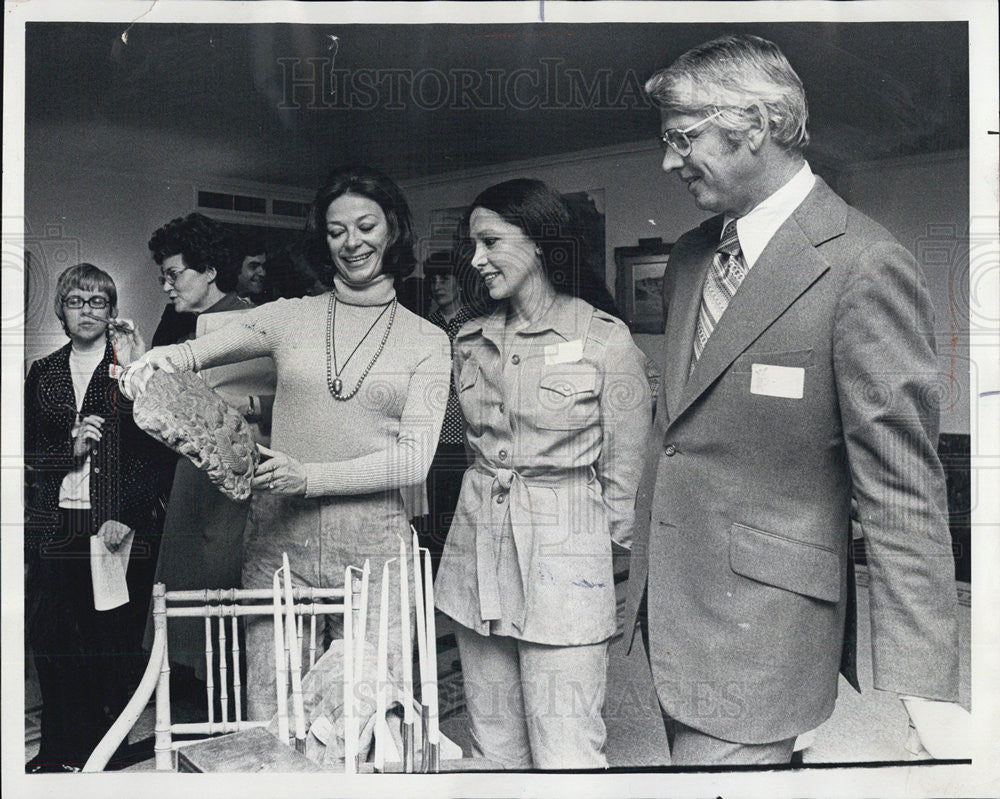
[90,531,133,611]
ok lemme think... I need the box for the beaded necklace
[325,293,397,400]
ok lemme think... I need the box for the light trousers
[455,624,609,770]
[665,716,796,765]
[242,492,414,721]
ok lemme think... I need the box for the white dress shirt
[724,161,816,267]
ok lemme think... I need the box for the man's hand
[97,520,133,553]
[901,696,972,759]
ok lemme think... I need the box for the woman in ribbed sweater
[124,165,450,719]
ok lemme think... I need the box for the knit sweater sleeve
[186,300,295,370]
[301,341,451,497]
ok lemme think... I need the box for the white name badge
[750,363,805,399]
[544,339,584,365]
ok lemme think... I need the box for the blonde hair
[646,34,809,151]
[54,263,117,326]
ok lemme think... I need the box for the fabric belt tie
[472,462,595,630]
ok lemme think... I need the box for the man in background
[235,236,268,303]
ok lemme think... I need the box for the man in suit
[622,33,968,765]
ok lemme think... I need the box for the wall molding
[399,138,848,194]
[398,139,661,192]
[28,156,313,204]
[840,148,969,177]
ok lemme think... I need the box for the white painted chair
[84,560,368,772]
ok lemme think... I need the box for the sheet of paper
[750,363,805,399]
[90,531,133,611]
[544,339,584,365]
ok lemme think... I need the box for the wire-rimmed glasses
[157,267,191,287]
[658,109,726,157]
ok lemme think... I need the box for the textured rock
[134,370,258,500]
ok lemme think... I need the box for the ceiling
[24,20,969,189]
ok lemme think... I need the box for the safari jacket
[435,294,652,645]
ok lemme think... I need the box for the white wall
[22,159,311,364]
[840,151,970,434]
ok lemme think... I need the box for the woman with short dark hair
[304,163,418,283]
[143,212,268,699]
[149,212,245,346]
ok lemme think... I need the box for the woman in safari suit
[434,179,652,769]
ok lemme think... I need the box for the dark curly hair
[148,212,239,293]
[460,179,618,316]
[304,164,416,283]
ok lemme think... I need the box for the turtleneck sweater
[185,274,450,498]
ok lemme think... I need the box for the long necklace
[325,293,397,401]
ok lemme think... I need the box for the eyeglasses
[62,295,110,309]
[157,267,190,287]
[658,109,725,157]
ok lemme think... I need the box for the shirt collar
[430,303,475,328]
[204,291,253,315]
[724,161,816,269]
[520,293,588,339]
[456,294,587,344]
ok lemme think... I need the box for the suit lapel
[662,220,720,421]
[671,178,847,424]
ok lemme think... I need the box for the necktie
[692,219,748,364]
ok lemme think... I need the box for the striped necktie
[692,219,748,364]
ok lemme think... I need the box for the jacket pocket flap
[732,348,814,374]
[729,523,840,603]
[539,369,597,397]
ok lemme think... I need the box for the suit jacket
[622,177,959,744]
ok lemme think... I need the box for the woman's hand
[109,318,146,366]
[72,414,105,458]
[119,344,187,399]
[251,444,307,496]
[97,519,133,553]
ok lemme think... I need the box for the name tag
[750,363,804,399]
[544,339,583,365]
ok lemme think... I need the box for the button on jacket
[435,294,652,645]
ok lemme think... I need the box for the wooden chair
[84,560,369,772]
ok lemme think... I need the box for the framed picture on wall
[614,239,672,334]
